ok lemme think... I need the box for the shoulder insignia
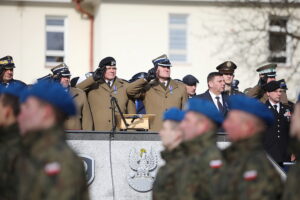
[209,159,223,169]
[44,162,61,176]
[243,170,257,181]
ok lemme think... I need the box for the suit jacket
[263,100,292,163]
[194,90,229,117]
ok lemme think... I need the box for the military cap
[129,72,147,83]
[182,75,199,86]
[184,98,224,125]
[0,56,15,69]
[264,80,281,92]
[278,79,287,90]
[163,107,185,122]
[98,57,116,68]
[0,82,26,98]
[51,63,71,77]
[152,54,172,68]
[216,61,237,74]
[256,63,277,77]
[228,95,274,126]
[21,80,76,116]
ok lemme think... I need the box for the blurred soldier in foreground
[216,61,243,95]
[263,80,292,167]
[0,83,25,200]
[152,108,185,200]
[17,80,89,200]
[0,56,26,87]
[182,74,199,98]
[127,54,188,131]
[51,63,93,130]
[282,94,300,200]
[244,63,289,105]
[214,95,283,200]
[177,98,224,200]
[77,57,135,131]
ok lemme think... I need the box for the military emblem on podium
[79,154,95,185]
[127,147,158,192]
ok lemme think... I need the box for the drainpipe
[73,0,94,72]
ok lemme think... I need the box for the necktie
[108,81,112,87]
[215,96,224,111]
[273,105,278,113]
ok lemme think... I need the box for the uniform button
[278,135,280,138]
[278,125,280,127]
[278,119,280,122]
[278,130,280,133]
[108,120,111,122]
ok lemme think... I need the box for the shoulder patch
[243,170,257,181]
[44,162,61,176]
[209,159,223,169]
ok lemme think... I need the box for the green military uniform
[282,139,300,200]
[175,130,224,200]
[0,123,21,200]
[214,134,283,200]
[126,78,188,131]
[18,126,89,200]
[77,77,136,131]
[64,87,93,130]
[152,145,185,200]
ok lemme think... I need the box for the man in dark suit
[194,72,229,117]
[263,80,292,167]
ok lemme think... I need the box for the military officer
[182,74,199,98]
[0,82,25,200]
[282,94,300,200]
[214,95,283,200]
[216,61,243,95]
[175,98,224,200]
[17,80,89,200]
[244,63,289,105]
[263,80,292,167]
[126,54,188,131]
[76,57,136,131]
[0,56,26,87]
[152,108,185,200]
[51,63,93,130]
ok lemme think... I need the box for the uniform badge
[127,147,157,192]
[113,85,117,94]
[243,170,257,181]
[284,109,291,121]
[44,162,61,176]
[169,85,173,94]
[209,160,223,169]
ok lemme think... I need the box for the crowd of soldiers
[0,53,299,199]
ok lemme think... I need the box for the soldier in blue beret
[170,98,224,200]
[214,95,283,200]
[153,107,185,200]
[0,82,26,199]
[17,80,89,200]
[0,56,26,87]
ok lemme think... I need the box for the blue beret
[228,95,274,126]
[163,107,185,122]
[21,80,76,116]
[0,82,26,98]
[184,98,224,124]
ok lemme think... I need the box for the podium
[118,114,156,130]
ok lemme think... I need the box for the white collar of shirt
[209,90,223,110]
[106,80,113,87]
[269,101,280,112]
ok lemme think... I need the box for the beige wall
[0,2,90,84]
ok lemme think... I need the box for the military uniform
[64,87,93,130]
[152,145,185,200]
[214,134,283,200]
[175,130,224,200]
[126,78,188,131]
[77,76,136,131]
[17,126,89,200]
[0,124,21,200]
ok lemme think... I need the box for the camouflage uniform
[176,130,224,200]
[214,134,283,200]
[0,123,21,200]
[282,139,300,200]
[152,145,185,200]
[17,126,89,200]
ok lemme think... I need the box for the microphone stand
[110,96,129,139]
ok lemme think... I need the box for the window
[45,17,66,67]
[268,15,290,64]
[169,14,188,63]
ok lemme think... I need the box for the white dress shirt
[209,90,223,110]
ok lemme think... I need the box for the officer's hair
[0,94,20,116]
[207,72,222,83]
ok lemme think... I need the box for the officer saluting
[216,61,243,96]
[0,56,26,87]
